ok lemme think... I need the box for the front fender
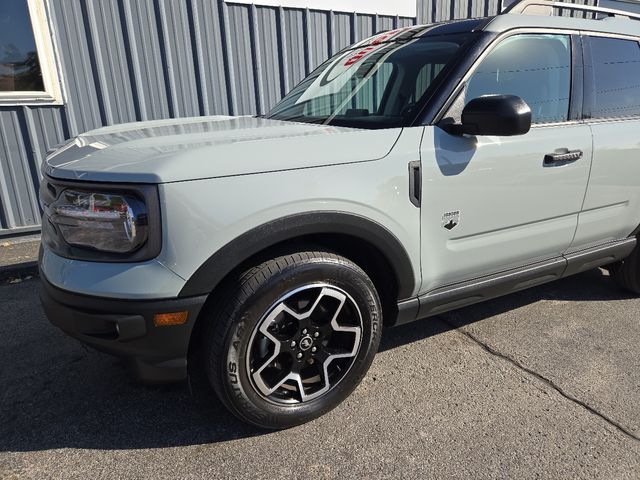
[178,211,416,299]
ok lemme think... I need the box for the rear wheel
[204,250,381,429]
[610,240,640,294]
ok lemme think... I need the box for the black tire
[204,250,382,429]
[611,241,640,294]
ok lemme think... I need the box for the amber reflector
[154,311,188,327]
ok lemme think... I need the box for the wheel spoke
[251,304,296,396]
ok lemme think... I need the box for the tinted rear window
[588,36,640,119]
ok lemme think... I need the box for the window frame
[0,0,63,106]
[435,28,585,129]
[583,33,640,122]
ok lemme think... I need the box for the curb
[0,262,39,283]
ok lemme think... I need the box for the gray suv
[39,0,640,429]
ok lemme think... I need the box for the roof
[348,19,491,50]
[484,12,640,37]
[349,6,640,54]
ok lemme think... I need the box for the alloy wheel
[246,284,363,404]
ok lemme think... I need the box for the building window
[0,0,62,105]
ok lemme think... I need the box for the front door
[419,32,592,293]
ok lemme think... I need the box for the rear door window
[587,36,640,119]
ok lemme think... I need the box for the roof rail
[503,0,640,20]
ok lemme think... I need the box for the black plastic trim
[40,175,162,263]
[39,272,207,383]
[408,161,421,207]
[582,34,596,120]
[396,297,420,325]
[563,238,636,277]
[416,257,567,321]
[395,238,637,326]
[179,212,416,300]
[569,34,585,122]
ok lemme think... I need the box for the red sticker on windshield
[343,27,412,67]
[344,46,377,67]
[370,27,410,45]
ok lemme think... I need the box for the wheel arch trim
[178,211,416,300]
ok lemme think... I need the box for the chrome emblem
[299,335,313,351]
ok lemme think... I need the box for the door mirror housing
[442,94,532,136]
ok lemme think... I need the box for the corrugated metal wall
[0,0,597,236]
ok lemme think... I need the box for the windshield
[267,32,475,129]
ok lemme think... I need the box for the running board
[415,258,566,321]
[395,237,636,326]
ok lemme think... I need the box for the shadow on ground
[1,268,632,452]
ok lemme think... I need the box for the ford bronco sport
[40,0,640,429]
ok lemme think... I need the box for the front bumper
[39,274,208,383]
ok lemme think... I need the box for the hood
[45,116,403,183]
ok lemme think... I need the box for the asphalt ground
[0,238,39,282]
[1,269,639,479]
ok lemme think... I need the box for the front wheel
[204,250,382,429]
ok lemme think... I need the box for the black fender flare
[178,211,416,299]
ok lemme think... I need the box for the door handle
[543,149,583,167]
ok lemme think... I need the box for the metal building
[1,0,601,237]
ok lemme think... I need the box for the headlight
[40,178,162,262]
[51,190,148,253]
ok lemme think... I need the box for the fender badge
[442,210,461,231]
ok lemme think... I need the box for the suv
[40,0,640,429]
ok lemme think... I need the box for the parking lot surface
[1,269,639,479]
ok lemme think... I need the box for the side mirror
[442,94,532,137]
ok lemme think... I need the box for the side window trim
[582,34,595,121]
[435,28,581,128]
[569,34,584,123]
